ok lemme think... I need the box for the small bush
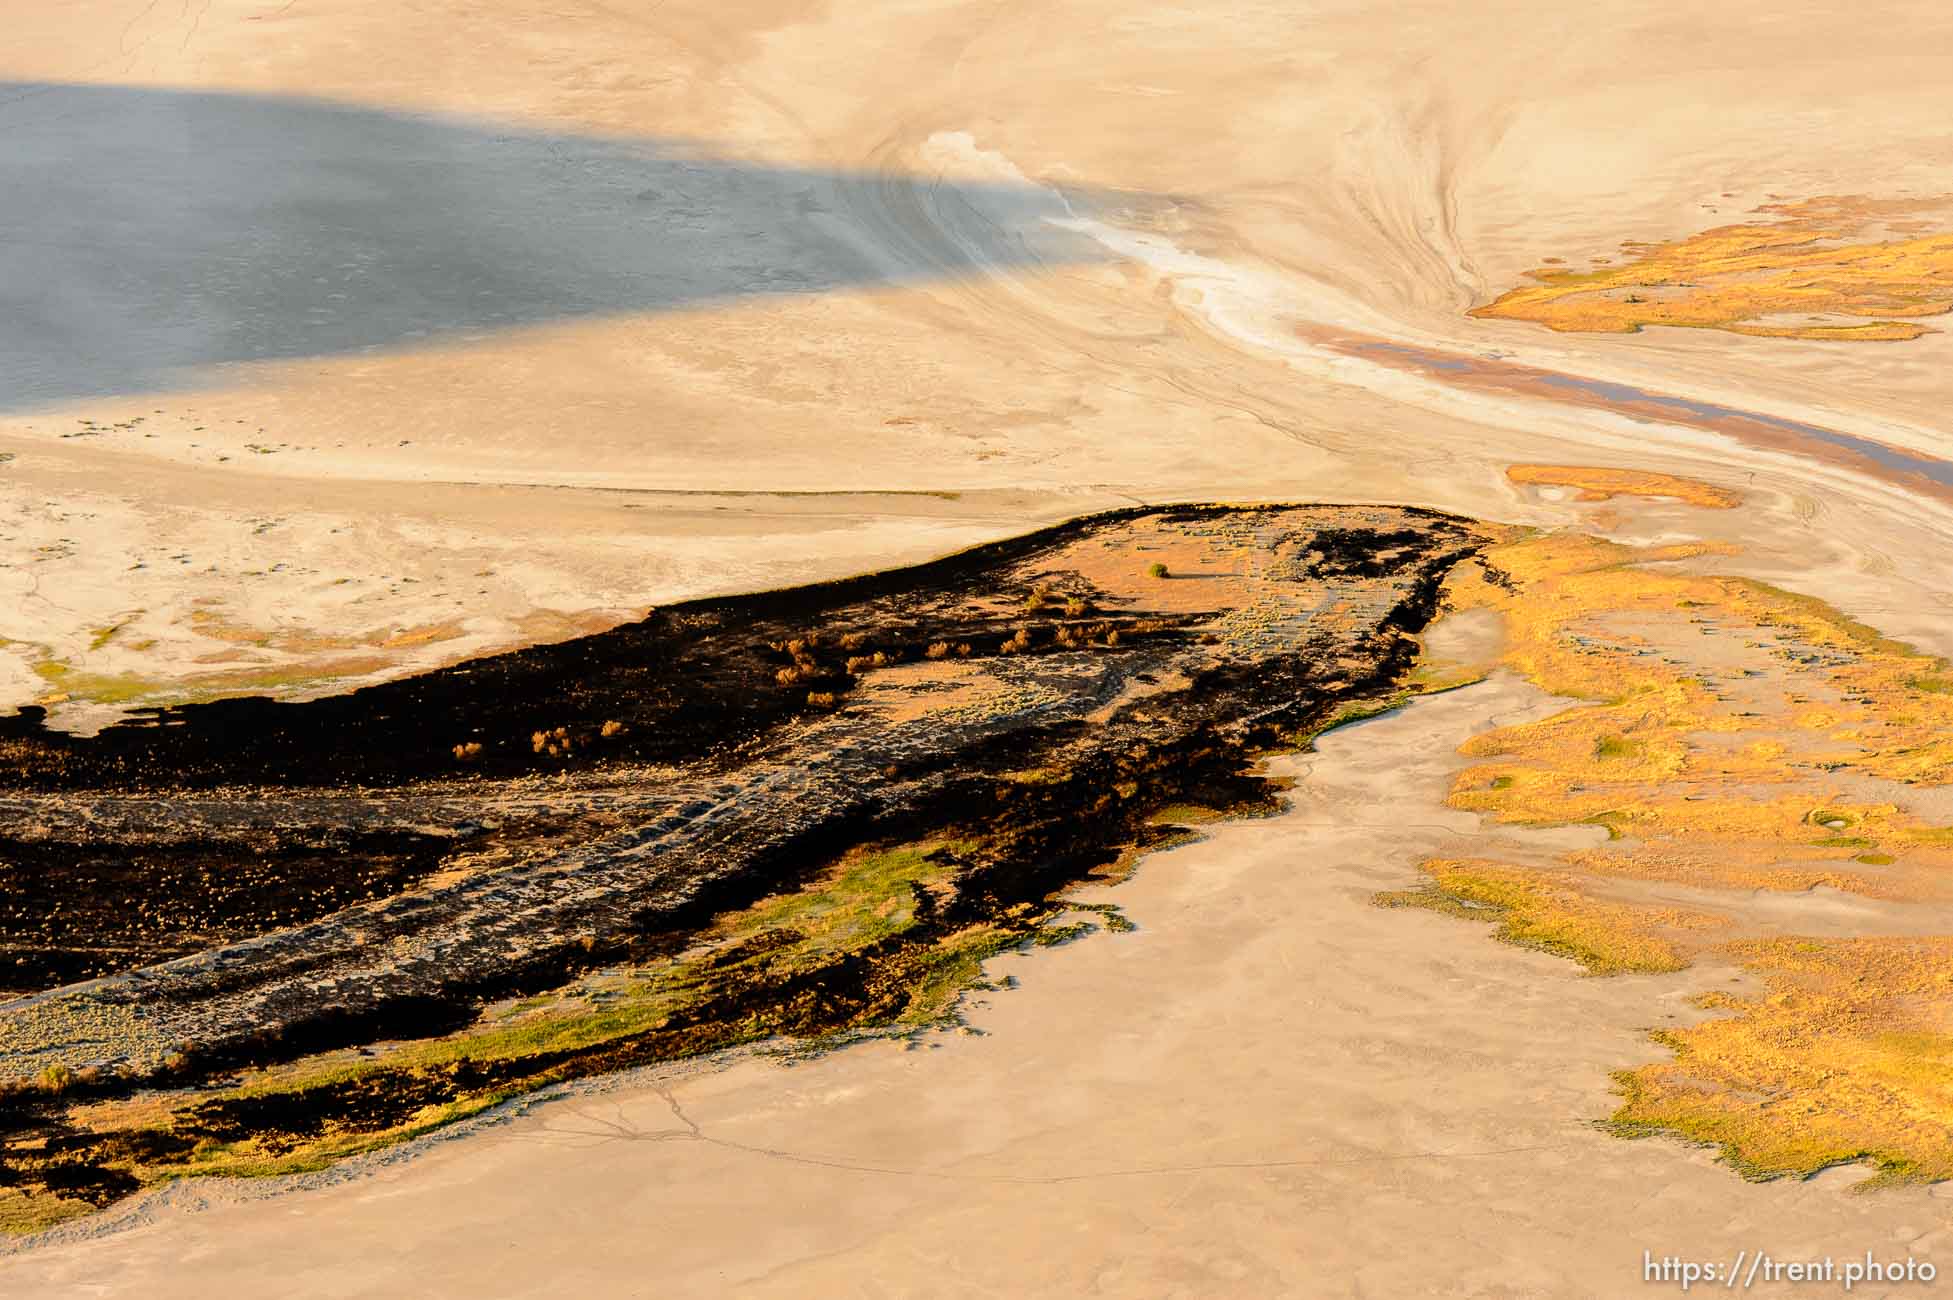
[451,741,483,762]
[600,720,626,738]
[807,691,839,708]
[37,1063,75,1095]
[845,655,874,674]
[1147,562,1170,579]
[925,641,951,660]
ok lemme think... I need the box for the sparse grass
[0,1188,98,1238]
[1506,465,1740,509]
[87,617,142,651]
[1592,734,1639,760]
[31,660,158,706]
[1375,859,1719,975]
[1296,694,1407,747]
[1146,803,1227,825]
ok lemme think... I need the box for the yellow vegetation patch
[1471,196,1953,342]
[1443,531,1953,880]
[1376,858,1724,974]
[1561,843,1886,899]
[1506,464,1740,509]
[0,1187,98,1238]
[1389,530,1953,1180]
[1612,936,1953,1183]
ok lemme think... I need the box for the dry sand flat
[6,680,1948,1298]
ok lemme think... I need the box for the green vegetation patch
[3,838,1144,1231]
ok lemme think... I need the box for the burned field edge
[0,503,1491,1232]
[1,502,1366,789]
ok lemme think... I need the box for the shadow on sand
[0,82,1124,407]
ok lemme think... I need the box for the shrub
[37,1063,74,1095]
[1148,562,1170,579]
[925,641,951,660]
[845,655,874,674]
[807,691,839,708]
[451,741,483,762]
[600,720,626,738]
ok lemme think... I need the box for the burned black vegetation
[0,503,1491,1227]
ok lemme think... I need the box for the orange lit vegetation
[1611,936,1953,1184]
[1506,464,1741,509]
[1376,857,1727,974]
[1381,529,1953,1180]
[1472,196,1953,342]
